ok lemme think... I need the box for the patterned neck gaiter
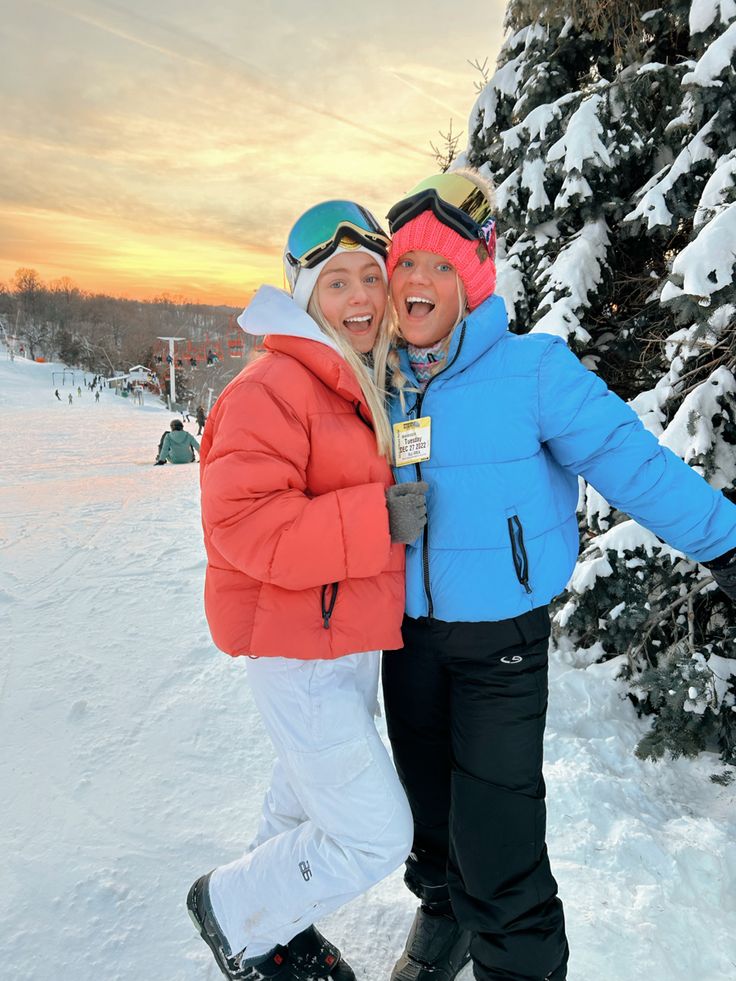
[407,340,448,391]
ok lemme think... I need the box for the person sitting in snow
[373,169,736,981]
[154,419,199,465]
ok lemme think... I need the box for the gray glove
[386,481,428,544]
[704,547,736,601]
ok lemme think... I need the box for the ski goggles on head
[387,172,495,245]
[284,200,390,271]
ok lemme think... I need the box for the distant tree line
[0,268,250,403]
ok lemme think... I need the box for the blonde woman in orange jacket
[188,202,426,981]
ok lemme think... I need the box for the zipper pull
[321,583,339,629]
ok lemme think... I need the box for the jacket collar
[238,285,340,350]
[397,294,509,386]
[237,284,366,408]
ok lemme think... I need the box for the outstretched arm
[538,336,736,563]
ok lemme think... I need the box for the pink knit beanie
[387,210,496,311]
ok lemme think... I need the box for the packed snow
[2,351,736,981]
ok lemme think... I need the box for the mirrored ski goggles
[387,172,495,243]
[285,200,390,271]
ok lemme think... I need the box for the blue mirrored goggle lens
[287,201,387,267]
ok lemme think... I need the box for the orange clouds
[0,1,505,304]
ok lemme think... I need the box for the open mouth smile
[405,295,435,318]
[343,314,374,332]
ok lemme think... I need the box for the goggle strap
[387,189,490,242]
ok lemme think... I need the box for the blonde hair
[307,293,394,460]
[373,275,468,411]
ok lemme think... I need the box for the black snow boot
[391,905,471,981]
[187,872,289,979]
[187,873,355,981]
[287,925,356,980]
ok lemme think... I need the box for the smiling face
[313,252,387,354]
[390,250,464,347]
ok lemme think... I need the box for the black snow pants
[382,609,569,981]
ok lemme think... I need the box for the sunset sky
[0,0,505,306]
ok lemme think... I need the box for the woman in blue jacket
[377,170,736,981]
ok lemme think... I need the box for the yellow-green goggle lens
[408,173,492,227]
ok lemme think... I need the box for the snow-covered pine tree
[458,0,736,762]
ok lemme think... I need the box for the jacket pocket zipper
[507,515,532,594]
[321,583,339,629]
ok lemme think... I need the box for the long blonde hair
[307,294,394,460]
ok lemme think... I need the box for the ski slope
[2,352,735,981]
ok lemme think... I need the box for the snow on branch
[501,92,578,152]
[694,150,736,228]
[521,155,552,212]
[532,218,610,343]
[623,120,717,230]
[682,21,736,86]
[689,0,736,37]
[469,52,526,137]
[661,204,736,302]
[659,366,736,486]
[546,93,612,174]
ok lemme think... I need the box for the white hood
[237,285,340,353]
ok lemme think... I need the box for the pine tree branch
[628,576,714,672]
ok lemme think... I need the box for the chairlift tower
[157,336,185,406]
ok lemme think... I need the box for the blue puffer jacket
[390,294,736,622]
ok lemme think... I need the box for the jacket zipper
[411,324,467,619]
[321,583,339,629]
[507,515,532,594]
[354,402,374,431]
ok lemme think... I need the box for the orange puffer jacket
[199,298,405,660]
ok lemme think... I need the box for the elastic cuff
[405,870,451,907]
[239,944,278,967]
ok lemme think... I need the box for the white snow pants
[208,651,414,959]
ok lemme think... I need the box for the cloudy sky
[0,0,505,305]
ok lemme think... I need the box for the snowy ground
[2,352,735,981]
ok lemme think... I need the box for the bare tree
[468,57,491,94]
[430,119,464,173]
[13,268,48,359]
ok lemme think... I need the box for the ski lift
[227,315,245,357]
